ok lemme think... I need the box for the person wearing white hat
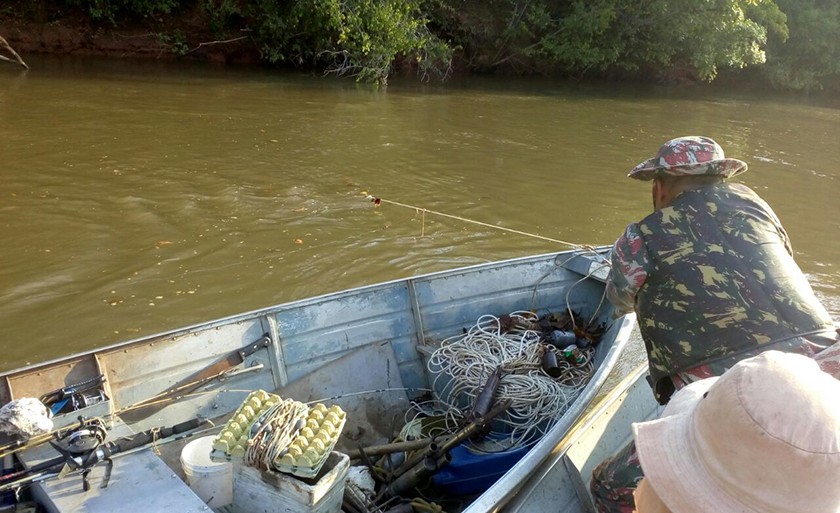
[591,136,839,513]
[632,350,840,513]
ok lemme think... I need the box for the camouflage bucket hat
[628,136,748,181]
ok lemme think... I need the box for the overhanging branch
[0,36,29,70]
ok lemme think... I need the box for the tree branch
[0,36,29,70]
[182,36,248,56]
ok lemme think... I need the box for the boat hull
[0,248,646,512]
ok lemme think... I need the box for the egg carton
[273,403,347,479]
[211,389,297,460]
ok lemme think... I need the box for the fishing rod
[0,386,236,463]
[40,374,107,416]
[0,416,206,493]
[0,333,271,460]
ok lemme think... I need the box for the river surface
[1,56,838,371]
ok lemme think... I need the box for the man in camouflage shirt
[590,136,838,513]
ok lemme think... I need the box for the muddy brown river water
[1,56,838,371]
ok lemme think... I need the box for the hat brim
[633,379,765,513]
[628,158,748,181]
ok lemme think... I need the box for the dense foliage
[200,0,452,84]
[761,0,840,91]
[427,0,788,80]
[38,0,840,90]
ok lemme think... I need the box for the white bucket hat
[633,350,840,513]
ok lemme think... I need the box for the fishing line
[367,193,613,325]
[305,388,433,406]
[366,195,593,250]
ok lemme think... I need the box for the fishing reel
[40,374,107,416]
[49,417,111,491]
[56,417,107,455]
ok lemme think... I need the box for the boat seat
[16,418,209,513]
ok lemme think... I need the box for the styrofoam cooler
[233,451,349,513]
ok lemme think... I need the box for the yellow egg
[304,447,321,461]
[293,435,309,448]
[309,410,325,423]
[296,455,312,467]
[325,412,341,426]
[310,438,326,453]
[228,422,242,437]
[231,445,245,457]
[241,405,256,419]
[247,396,262,411]
[279,454,295,466]
[320,420,336,436]
[287,446,303,459]
[235,413,249,425]
[313,403,328,414]
[315,430,331,445]
[300,427,315,440]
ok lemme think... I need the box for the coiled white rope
[426,311,594,449]
[245,399,305,470]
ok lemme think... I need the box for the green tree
[654,0,786,80]
[434,0,788,81]
[39,0,840,90]
[332,0,451,83]
[65,0,181,23]
[205,0,452,84]
[763,0,840,91]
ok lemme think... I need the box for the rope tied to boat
[365,194,596,250]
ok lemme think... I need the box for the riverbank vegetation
[1,0,838,91]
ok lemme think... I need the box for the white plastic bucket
[180,435,233,509]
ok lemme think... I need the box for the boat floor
[13,342,426,513]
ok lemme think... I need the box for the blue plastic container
[432,442,529,496]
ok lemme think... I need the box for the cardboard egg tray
[274,403,347,478]
[210,390,301,460]
[210,391,346,479]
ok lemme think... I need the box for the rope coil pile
[244,398,307,470]
[426,311,595,449]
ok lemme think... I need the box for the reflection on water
[1,56,838,370]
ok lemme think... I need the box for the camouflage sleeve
[606,223,650,316]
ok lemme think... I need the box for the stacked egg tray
[209,390,346,479]
[274,402,346,478]
[211,389,292,460]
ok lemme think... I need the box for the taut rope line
[366,195,587,249]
